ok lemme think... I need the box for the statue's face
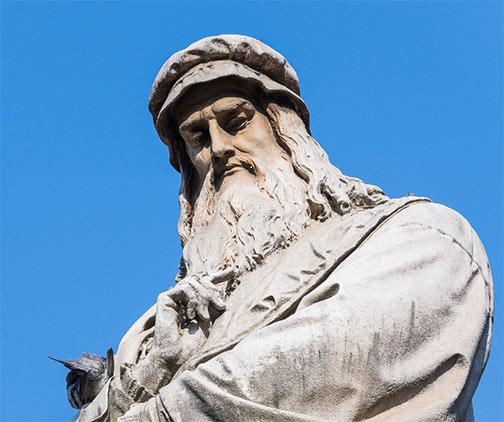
[175,84,281,192]
[174,83,313,276]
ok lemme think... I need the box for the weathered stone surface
[63,35,493,422]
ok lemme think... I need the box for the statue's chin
[215,170,258,200]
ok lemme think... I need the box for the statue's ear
[105,348,114,377]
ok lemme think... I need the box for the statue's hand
[150,270,231,367]
[169,273,227,321]
[113,270,236,414]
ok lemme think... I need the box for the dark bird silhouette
[49,348,114,409]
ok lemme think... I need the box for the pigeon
[49,348,114,409]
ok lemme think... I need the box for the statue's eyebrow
[179,99,253,134]
[211,99,251,117]
[179,111,205,133]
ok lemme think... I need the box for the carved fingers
[168,274,226,322]
[150,273,229,364]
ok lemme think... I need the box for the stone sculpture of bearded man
[59,35,493,422]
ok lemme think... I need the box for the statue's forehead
[173,84,256,125]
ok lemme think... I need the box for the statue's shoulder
[316,197,483,262]
[358,198,491,274]
[383,198,477,247]
[309,197,491,290]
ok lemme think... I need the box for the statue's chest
[175,197,429,375]
[208,230,330,347]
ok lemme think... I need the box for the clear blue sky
[1,1,502,421]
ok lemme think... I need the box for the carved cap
[149,34,310,171]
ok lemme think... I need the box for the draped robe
[77,197,493,422]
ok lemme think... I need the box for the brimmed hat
[149,34,310,171]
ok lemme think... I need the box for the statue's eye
[224,113,249,133]
[191,130,207,146]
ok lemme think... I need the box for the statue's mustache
[212,157,257,180]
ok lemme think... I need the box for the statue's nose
[209,120,235,161]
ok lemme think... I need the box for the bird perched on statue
[49,348,114,409]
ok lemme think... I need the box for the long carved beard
[182,155,310,279]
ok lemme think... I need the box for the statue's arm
[96,275,227,420]
[119,202,493,422]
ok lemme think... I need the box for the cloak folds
[78,197,493,422]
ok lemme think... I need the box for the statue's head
[149,35,387,278]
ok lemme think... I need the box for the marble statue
[58,35,494,421]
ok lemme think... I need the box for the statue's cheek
[191,147,212,175]
[237,120,277,155]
